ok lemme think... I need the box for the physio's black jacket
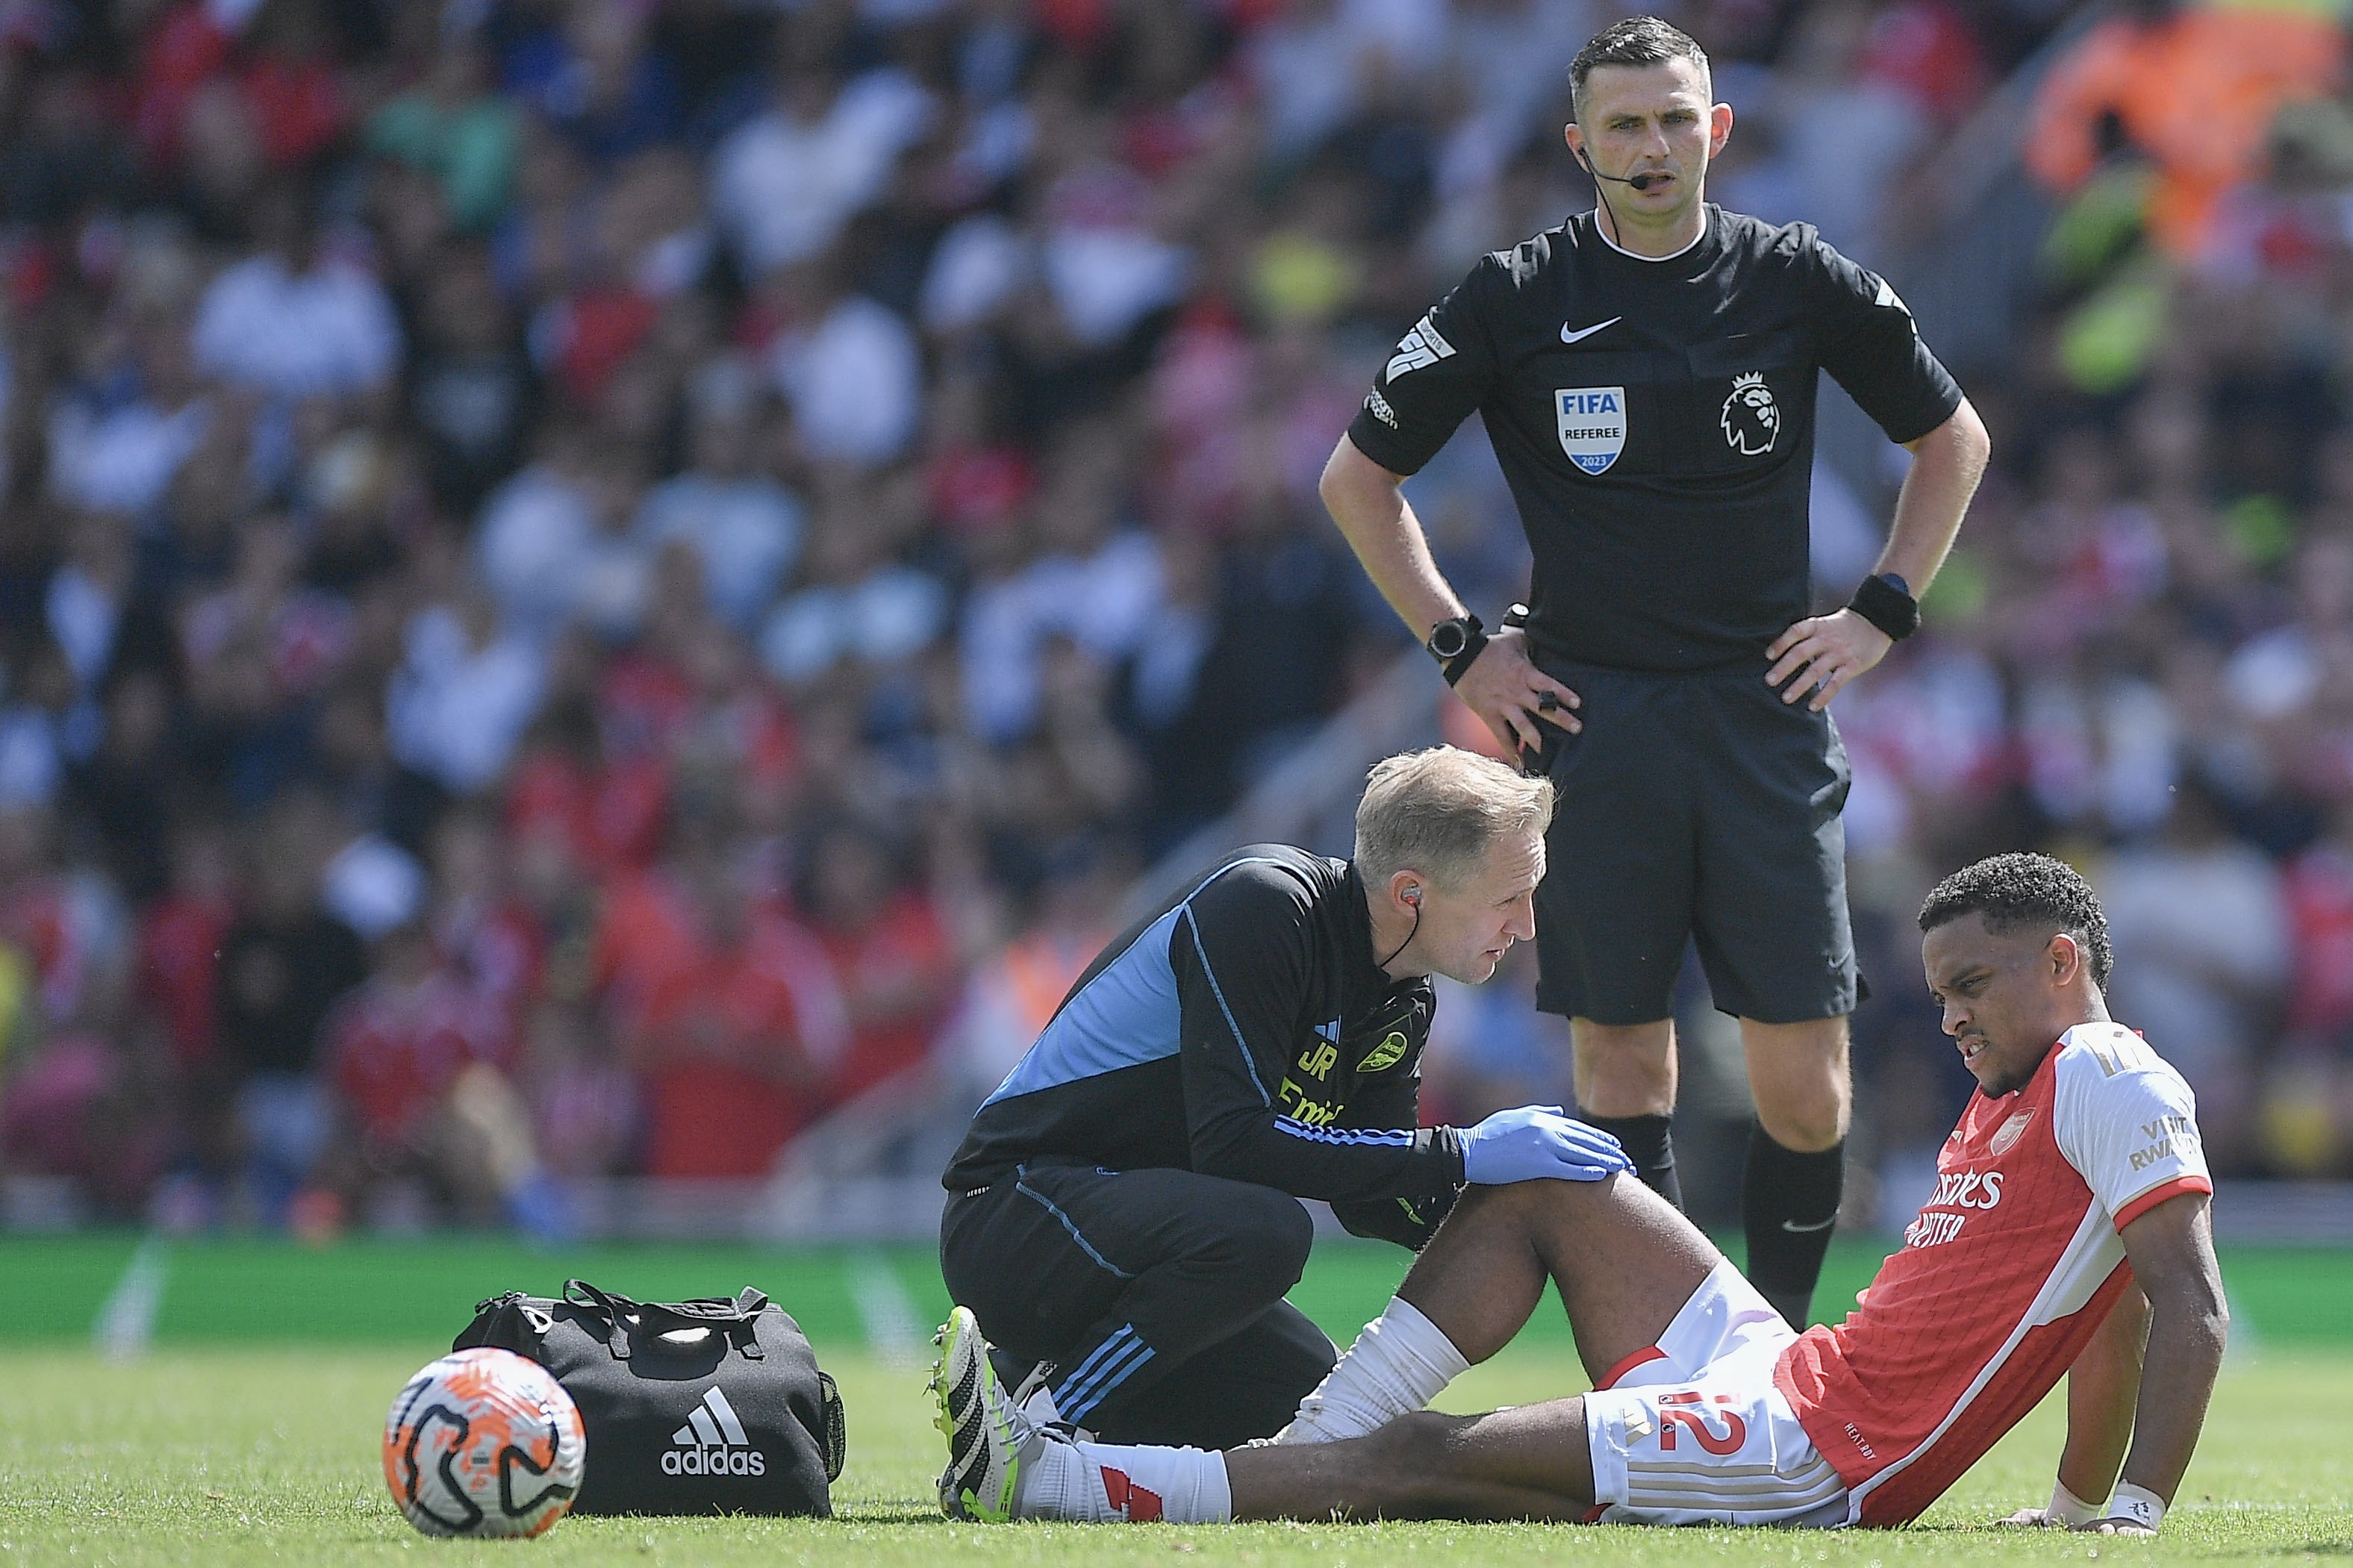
[1347,205,1963,674]
[944,845,1463,1247]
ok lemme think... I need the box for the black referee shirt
[1347,204,1964,673]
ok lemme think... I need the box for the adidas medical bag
[455,1279,846,1517]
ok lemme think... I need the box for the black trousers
[939,1163,1336,1449]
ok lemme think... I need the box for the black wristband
[1847,572,1919,641]
[1442,633,1488,686]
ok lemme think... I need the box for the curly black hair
[1917,852,2113,988]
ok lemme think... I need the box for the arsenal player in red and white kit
[932,852,2229,1536]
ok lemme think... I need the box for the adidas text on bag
[665,1387,768,1476]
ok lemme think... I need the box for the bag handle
[561,1278,641,1360]
[561,1279,772,1361]
[729,1288,768,1359]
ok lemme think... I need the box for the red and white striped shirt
[1775,1022,2212,1525]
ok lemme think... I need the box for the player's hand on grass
[1460,1105,1630,1184]
[2077,1484,2166,1536]
[1765,607,1892,711]
[1453,628,1580,755]
[2081,1519,2159,1536]
[2009,1479,2112,1530]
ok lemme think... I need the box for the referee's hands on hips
[1765,607,1894,712]
[1455,628,1581,756]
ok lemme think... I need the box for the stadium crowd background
[2,0,2351,1240]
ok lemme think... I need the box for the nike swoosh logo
[1560,317,1621,345]
[1781,1216,1837,1233]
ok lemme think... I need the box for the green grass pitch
[1,1238,2348,1565]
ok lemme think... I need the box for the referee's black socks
[1742,1124,1845,1331]
[1580,1113,1681,1211]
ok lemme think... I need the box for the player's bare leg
[933,1305,1605,1524]
[1228,1400,1598,1521]
[1272,1171,1721,1449]
[1739,1014,1852,1328]
[1568,1016,1681,1206]
[1397,1174,1717,1376]
[937,1175,1715,1524]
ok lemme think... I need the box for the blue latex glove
[1459,1105,1631,1184]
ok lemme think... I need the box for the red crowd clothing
[325,972,514,1146]
[1775,1023,2212,1525]
[2283,842,2353,1037]
[137,892,234,1070]
[507,749,671,876]
[130,3,234,166]
[240,55,346,169]
[0,876,83,1024]
[593,874,839,1179]
[817,890,952,1104]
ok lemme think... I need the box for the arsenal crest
[1989,1110,2035,1157]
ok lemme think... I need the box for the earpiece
[1380,881,1426,968]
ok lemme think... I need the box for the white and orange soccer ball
[383,1347,588,1538]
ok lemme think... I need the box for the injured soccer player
[931,852,2228,1534]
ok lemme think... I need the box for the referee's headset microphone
[1572,144,1668,240]
[1572,145,1668,193]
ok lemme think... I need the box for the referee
[938,748,1627,1449]
[1320,16,1990,1328]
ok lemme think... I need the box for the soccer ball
[383,1348,587,1538]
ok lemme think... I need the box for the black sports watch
[1425,613,1488,686]
[1846,572,1920,641]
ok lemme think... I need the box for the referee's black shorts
[1522,653,1860,1027]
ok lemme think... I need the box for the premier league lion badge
[1720,371,1779,456]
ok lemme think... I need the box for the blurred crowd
[1823,0,2353,1205]
[16,0,2348,1240]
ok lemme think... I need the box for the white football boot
[930,1306,1044,1521]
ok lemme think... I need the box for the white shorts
[1581,1261,1849,1528]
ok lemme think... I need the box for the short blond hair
[1353,747,1555,891]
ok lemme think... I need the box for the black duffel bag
[455,1280,846,1517]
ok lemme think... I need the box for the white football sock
[1017,1435,1232,1522]
[1273,1296,1468,1444]
[1015,1432,1116,1521]
[1077,1441,1232,1523]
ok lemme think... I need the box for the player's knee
[1445,1175,1594,1246]
[1218,1185,1315,1291]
